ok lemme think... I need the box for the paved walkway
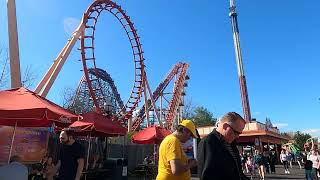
[130,165,306,180]
[191,165,305,180]
[247,165,305,180]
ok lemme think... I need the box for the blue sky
[0,0,319,136]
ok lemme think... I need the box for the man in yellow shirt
[156,120,198,180]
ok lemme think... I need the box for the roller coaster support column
[143,81,151,127]
[145,77,162,127]
[7,0,22,88]
[127,117,132,132]
[160,93,163,122]
[35,19,85,97]
[229,0,251,122]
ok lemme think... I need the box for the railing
[197,121,280,138]
[243,122,280,134]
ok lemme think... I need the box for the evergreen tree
[192,106,216,127]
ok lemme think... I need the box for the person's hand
[188,159,198,168]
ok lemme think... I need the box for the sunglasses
[227,124,242,135]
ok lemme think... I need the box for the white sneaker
[284,170,287,174]
[287,170,290,174]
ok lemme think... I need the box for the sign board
[0,126,49,164]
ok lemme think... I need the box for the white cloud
[252,111,261,115]
[302,129,320,137]
[63,17,80,36]
[273,123,289,128]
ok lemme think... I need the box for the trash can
[104,158,128,180]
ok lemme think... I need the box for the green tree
[293,131,311,150]
[192,106,216,127]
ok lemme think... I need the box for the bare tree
[60,86,88,114]
[21,65,37,88]
[181,97,196,119]
[0,48,9,89]
[0,47,37,89]
[61,86,77,109]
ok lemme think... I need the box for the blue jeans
[312,168,318,180]
[305,169,313,180]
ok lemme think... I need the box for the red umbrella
[0,87,79,163]
[69,111,127,137]
[0,87,79,127]
[69,111,126,170]
[132,126,171,144]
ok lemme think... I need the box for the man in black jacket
[197,112,249,180]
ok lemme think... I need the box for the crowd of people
[239,150,277,179]
[238,147,320,180]
[156,112,320,180]
[1,111,319,180]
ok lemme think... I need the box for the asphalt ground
[129,165,306,180]
[245,164,305,180]
[190,165,306,180]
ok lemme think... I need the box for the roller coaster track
[131,62,189,131]
[87,68,124,110]
[80,0,145,124]
[165,63,189,129]
[35,0,188,131]
[71,68,124,114]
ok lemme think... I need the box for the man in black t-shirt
[56,128,85,180]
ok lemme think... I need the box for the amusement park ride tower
[229,0,252,122]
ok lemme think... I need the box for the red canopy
[0,87,78,127]
[132,126,172,144]
[69,111,127,137]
